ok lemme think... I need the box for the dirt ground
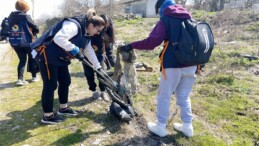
[0,42,178,146]
[0,42,14,86]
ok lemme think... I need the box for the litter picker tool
[81,53,137,122]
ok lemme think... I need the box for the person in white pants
[119,0,197,137]
[152,67,197,137]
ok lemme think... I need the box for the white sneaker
[173,123,194,137]
[16,79,28,86]
[92,91,101,100]
[147,122,167,137]
[100,92,109,102]
[31,77,40,82]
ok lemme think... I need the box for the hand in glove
[74,52,84,61]
[70,47,84,61]
[118,44,133,52]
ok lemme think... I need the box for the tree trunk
[194,0,202,9]
[32,0,35,19]
[210,0,218,11]
[219,0,225,10]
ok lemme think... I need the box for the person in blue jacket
[30,8,105,124]
[119,0,196,137]
[8,0,39,86]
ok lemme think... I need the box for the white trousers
[156,66,197,125]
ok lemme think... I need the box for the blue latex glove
[70,46,80,56]
[70,46,84,61]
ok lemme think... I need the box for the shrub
[208,74,234,85]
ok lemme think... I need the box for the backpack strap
[36,44,50,80]
[159,40,169,80]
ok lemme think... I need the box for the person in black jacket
[30,8,105,124]
[82,15,115,102]
[101,14,116,69]
[0,17,9,42]
[8,0,39,86]
[83,34,107,101]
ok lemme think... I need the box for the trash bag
[109,102,133,122]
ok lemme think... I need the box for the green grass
[245,22,259,32]
[114,16,259,145]
[1,10,259,145]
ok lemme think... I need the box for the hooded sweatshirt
[131,4,191,50]
[8,11,39,47]
[160,0,175,17]
[8,11,39,35]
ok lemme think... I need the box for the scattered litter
[92,139,101,145]
[11,125,20,131]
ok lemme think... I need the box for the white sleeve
[53,20,78,51]
[83,40,101,70]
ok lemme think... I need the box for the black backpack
[0,17,9,36]
[174,19,214,66]
[8,20,30,47]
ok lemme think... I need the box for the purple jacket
[131,5,191,50]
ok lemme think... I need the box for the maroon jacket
[130,5,191,50]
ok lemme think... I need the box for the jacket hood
[159,0,175,17]
[163,4,191,19]
[9,11,27,24]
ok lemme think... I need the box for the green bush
[244,22,259,32]
[191,10,216,21]
[208,74,234,85]
[234,58,259,67]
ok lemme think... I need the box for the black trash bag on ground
[109,102,133,122]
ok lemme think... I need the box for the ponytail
[86,8,96,18]
[85,8,105,28]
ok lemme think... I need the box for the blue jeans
[156,66,197,125]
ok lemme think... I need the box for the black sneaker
[41,113,65,124]
[57,107,78,116]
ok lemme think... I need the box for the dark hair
[100,14,115,45]
[155,0,165,14]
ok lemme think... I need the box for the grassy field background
[0,9,258,146]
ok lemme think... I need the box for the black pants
[105,44,115,67]
[39,61,71,113]
[82,60,105,92]
[13,46,38,80]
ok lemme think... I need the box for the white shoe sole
[16,82,28,86]
[57,111,78,116]
[41,119,59,124]
[173,123,194,137]
[147,122,167,137]
[101,96,109,102]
